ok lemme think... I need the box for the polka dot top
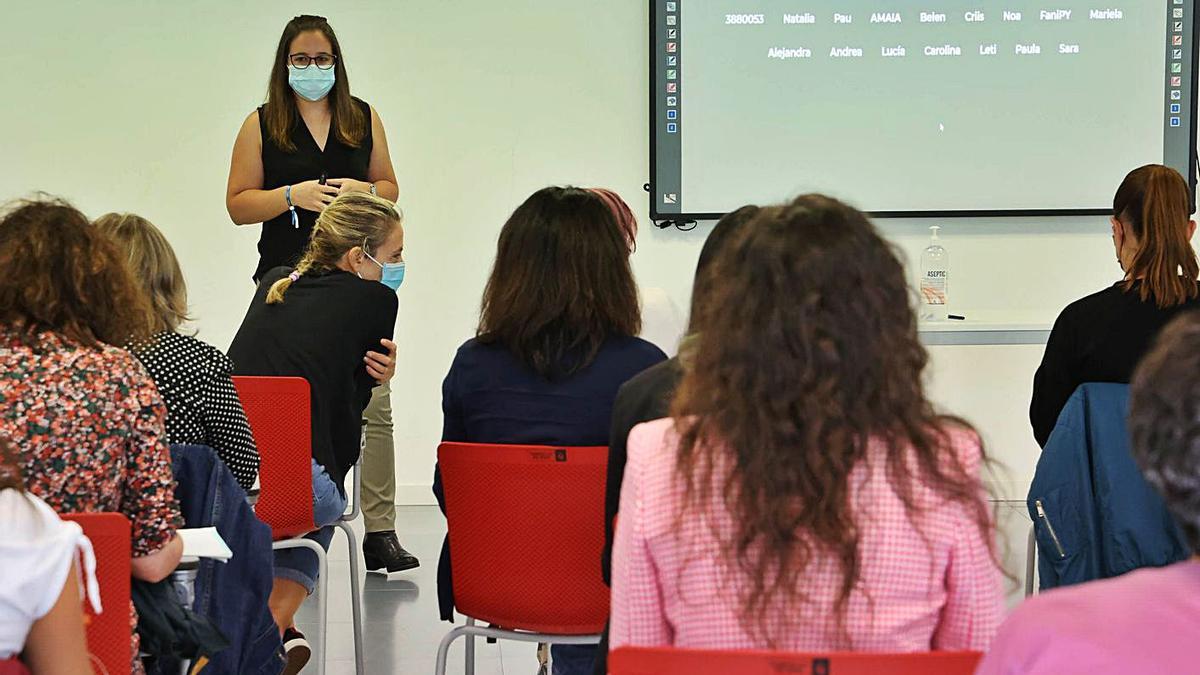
[129,332,260,491]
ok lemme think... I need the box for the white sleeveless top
[0,489,101,657]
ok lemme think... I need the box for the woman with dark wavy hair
[436,186,666,675]
[610,195,1004,653]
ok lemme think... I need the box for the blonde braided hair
[266,191,402,304]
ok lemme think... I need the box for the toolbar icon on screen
[668,42,677,52]
[1174,63,1183,73]
[668,55,677,66]
[1175,21,1184,32]
[1176,49,1184,59]
[667,82,677,93]
[1173,76,1182,86]
[1172,90,1182,100]
[667,15,677,26]
[1172,117,1182,127]
[667,109,678,120]
[1175,35,1184,46]
[1175,8,1184,18]
[669,28,677,38]
[1172,103,1182,113]
[667,96,677,106]
[667,1,676,10]
[664,193,677,204]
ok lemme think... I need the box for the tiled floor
[294,505,532,675]
[295,503,1036,674]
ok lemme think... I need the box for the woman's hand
[366,338,397,384]
[327,178,373,196]
[290,179,340,212]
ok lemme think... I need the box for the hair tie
[288,271,301,283]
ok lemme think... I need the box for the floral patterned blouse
[0,326,183,672]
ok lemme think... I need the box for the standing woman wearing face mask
[226,14,418,577]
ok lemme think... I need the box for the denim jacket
[1028,384,1188,590]
[170,445,283,675]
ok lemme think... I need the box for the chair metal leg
[435,620,603,675]
[1025,522,1037,597]
[434,625,470,675]
[465,617,476,675]
[335,520,365,675]
[273,538,329,675]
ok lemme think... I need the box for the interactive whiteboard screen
[651,1,1198,219]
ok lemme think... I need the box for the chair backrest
[60,513,131,675]
[232,376,316,539]
[608,647,983,675]
[438,442,609,634]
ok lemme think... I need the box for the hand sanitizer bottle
[919,226,948,321]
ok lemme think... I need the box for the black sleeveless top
[254,97,373,282]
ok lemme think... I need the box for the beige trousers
[361,381,396,533]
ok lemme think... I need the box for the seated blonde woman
[96,213,259,491]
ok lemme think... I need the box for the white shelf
[918,311,1052,345]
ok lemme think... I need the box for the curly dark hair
[0,196,156,348]
[477,186,641,379]
[670,194,997,644]
[1129,310,1200,554]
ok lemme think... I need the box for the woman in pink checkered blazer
[609,195,1005,654]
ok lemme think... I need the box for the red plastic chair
[232,376,365,675]
[435,442,609,675]
[608,647,983,675]
[60,513,131,675]
[0,658,30,675]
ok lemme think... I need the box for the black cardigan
[1030,281,1200,447]
[228,267,397,489]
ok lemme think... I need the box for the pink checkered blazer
[610,418,1004,653]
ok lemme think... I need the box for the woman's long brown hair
[0,197,156,348]
[477,187,641,379]
[262,15,366,153]
[1114,164,1199,308]
[671,195,996,644]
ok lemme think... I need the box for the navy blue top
[433,334,666,620]
[439,336,667,447]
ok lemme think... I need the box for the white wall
[0,1,1167,518]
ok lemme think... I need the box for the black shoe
[363,530,420,573]
[281,627,311,675]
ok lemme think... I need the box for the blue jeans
[273,459,347,593]
[552,644,597,675]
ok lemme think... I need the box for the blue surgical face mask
[287,65,336,102]
[365,251,405,291]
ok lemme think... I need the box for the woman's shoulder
[0,489,58,535]
[603,335,669,364]
[448,337,502,367]
[936,420,985,474]
[157,332,233,374]
[260,266,291,287]
[626,418,681,473]
[624,419,689,520]
[1061,284,1123,316]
